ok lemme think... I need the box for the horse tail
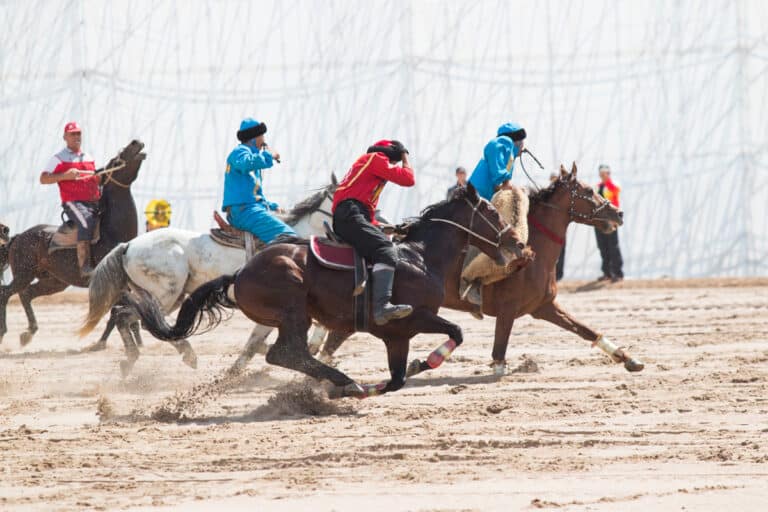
[126,274,237,342]
[78,243,129,337]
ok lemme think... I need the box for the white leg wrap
[595,334,619,358]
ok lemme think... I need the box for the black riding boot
[372,267,413,326]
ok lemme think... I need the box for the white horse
[78,175,338,376]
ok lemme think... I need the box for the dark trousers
[594,228,623,278]
[555,243,565,281]
[63,201,99,241]
[332,199,397,268]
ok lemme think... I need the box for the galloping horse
[124,184,527,397]
[318,163,644,375]
[0,140,146,346]
[78,175,342,376]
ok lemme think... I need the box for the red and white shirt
[42,147,99,203]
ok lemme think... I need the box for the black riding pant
[332,199,396,268]
[594,228,623,278]
[63,201,99,241]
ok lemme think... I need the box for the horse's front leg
[402,309,464,378]
[18,277,68,346]
[531,300,644,372]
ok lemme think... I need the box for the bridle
[539,179,611,223]
[98,158,130,188]
[429,196,511,248]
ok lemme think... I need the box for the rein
[94,158,131,188]
[429,197,511,248]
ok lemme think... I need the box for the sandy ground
[1,279,767,511]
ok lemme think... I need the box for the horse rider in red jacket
[332,140,415,325]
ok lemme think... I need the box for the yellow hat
[145,199,172,228]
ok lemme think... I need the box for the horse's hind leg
[229,323,274,375]
[83,306,118,352]
[115,310,140,378]
[265,310,356,390]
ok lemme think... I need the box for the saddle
[46,219,101,254]
[210,211,264,260]
[310,224,370,331]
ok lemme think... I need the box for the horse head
[102,139,146,190]
[550,162,623,233]
[434,183,527,267]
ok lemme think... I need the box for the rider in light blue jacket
[222,118,296,243]
[468,122,527,200]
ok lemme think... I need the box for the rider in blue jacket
[468,122,527,200]
[222,118,296,243]
[460,122,528,315]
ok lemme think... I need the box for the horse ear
[571,161,578,178]
[466,182,478,200]
[331,172,338,186]
[559,164,567,179]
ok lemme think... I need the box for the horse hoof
[491,361,507,377]
[119,360,134,378]
[182,350,198,369]
[19,331,34,347]
[624,358,645,372]
[406,359,422,378]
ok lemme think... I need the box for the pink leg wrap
[357,381,388,399]
[426,339,458,369]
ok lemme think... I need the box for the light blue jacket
[468,136,521,200]
[222,143,279,210]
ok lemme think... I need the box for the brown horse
[125,184,528,397]
[320,163,644,375]
[0,140,146,346]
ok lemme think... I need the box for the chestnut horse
[125,184,527,397]
[318,163,644,375]
[0,140,146,346]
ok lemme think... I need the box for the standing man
[39,122,99,277]
[332,140,415,325]
[223,118,296,244]
[446,166,467,199]
[595,164,624,282]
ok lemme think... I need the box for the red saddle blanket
[310,235,355,270]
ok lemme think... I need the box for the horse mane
[399,186,472,242]
[282,182,335,226]
[528,180,560,204]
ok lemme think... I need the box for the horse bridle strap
[527,213,564,246]
[429,197,511,248]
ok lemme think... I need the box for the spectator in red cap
[332,140,415,325]
[39,122,100,277]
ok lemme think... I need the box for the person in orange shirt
[595,164,624,282]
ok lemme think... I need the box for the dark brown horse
[126,184,528,397]
[320,163,644,375]
[0,140,146,346]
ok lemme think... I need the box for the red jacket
[332,152,415,223]
[597,178,620,207]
